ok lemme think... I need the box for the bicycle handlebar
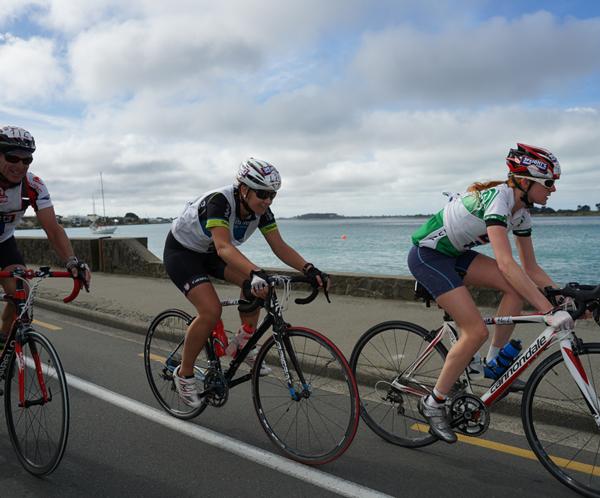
[545,283,600,323]
[237,274,329,314]
[0,267,83,303]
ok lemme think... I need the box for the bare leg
[463,254,523,349]
[223,266,260,328]
[1,264,27,334]
[179,283,221,377]
[434,287,488,395]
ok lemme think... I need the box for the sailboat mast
[100,172,107,218]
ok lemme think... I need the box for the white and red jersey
[0,172,53,243]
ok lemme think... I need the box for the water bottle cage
[484,351,519,379]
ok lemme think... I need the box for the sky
[1,0,599,218]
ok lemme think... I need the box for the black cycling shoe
[418,396,457,444]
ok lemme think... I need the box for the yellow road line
[33,319,62,331]
[411,423,600,476]
[143,352,165,363]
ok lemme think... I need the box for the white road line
[65,372,394,498]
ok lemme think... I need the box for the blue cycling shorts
[407,245,479,299]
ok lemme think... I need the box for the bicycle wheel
[252,326,359,465]
[4,330,69,476]
[144,309,209,419]
[350,320,448,448]
[522,342,600,497]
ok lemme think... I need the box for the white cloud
[351,11,600,105]
[0,34,64,102]
[2,3,600,218]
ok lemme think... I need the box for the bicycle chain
[450,393,490,437]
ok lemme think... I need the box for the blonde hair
[466,176,517,193]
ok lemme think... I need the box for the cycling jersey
[171,185,278,253]
[0,172,52,243]
[412,183,531,257]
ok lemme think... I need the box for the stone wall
[15,235,502,306]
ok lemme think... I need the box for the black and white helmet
[235,158,281,191]
[0,126,36,153]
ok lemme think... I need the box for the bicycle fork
[273,332,311,401]
[15,333,50,407]
[560,338,600,426]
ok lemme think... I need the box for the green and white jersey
[411,183,532,256]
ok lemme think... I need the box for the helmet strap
[512,176,534,208]
[236,186,255,216]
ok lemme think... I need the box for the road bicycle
[144,274,360,465]
[350,281,600,497]
[0,266,82,475]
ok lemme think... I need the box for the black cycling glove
[66,257,90,291]
[302,263,328,287]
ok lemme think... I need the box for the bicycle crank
[450,393,490,437]
[204,369,229,407]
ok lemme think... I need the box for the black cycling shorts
[163,231,226,296]
[0,236,25,270]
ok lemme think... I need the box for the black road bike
[144,274,360,465]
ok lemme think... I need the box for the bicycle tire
[522,342,600,497]
[252,326,360,465]
[144,309,209,419]
[4,330,69,476]
[349,320,448,448]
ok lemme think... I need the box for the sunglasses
[528,177,555,189]
[3,154,33,165]
[514,175,555,189]
[253,189,277,200]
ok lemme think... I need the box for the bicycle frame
[0,275,39,406]
[193,281,310,400]
[399,313,600,419]
[0,268,79,404]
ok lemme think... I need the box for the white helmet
[235,158,281,191]
[0,126,36,153]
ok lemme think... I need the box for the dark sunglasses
[253,189,277,200]
[4,154,33,165]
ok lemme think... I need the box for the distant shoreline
[282,211,600,220]
[15,211,600,230]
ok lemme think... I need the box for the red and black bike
[0,267,82,475]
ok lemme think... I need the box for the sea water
[16,216,600,285]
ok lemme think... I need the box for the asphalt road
[0,309,579,498]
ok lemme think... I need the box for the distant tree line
[530,203,600,215]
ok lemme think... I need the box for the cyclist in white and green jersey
[408,143,574,443]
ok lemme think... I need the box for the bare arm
[263,228,307,272]
[487,225,553,313]
[211,226,260,277]
[37,207,76,263]
[515,235,558,289]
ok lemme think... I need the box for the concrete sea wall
[15,236,502,306]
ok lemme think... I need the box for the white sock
[487,346,500,364]
[426,388,447,407]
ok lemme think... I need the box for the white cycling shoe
[173,365,203,408]
[244,348,272,376]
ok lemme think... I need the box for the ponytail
[466,176,518,193]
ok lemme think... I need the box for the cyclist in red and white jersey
[408,143,574,443]
[164,158,329,407]
[0,126,91,344]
